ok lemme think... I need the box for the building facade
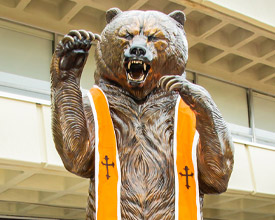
[0,0,274,219]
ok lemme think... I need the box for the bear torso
[92,83,178,219]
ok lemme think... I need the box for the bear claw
[79,30,90,40]
[88,31,95,41]
[159,75,175,90]
[94,34,101,42]
[159,75,185,92]
[62,35,74,44]
[68,30,82,39]
[169,82,182,92]
[166,78,181,91]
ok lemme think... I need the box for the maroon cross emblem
[101,155,114,180]
[179,166,194,189]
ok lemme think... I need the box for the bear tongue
[128,64,145,81]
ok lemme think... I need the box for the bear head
[95,8,188,101]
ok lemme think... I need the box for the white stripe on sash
[192,131,201,220]
[87,86,122,220]
[173,96,181,220]
[87,90,100,217]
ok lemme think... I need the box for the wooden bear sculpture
[50,8,234,220]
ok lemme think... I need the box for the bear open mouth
[125,60,150,84]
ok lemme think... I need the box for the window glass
[0,26,53,82]
[198,75,249,127]
[254,93,275,133]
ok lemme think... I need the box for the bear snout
[124,44,153,63]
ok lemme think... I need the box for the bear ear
[168,10,186,27]
[106,8,122,24]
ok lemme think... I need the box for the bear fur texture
[50,8,234,220]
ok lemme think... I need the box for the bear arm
[51,53,95,178]
[195,99,234,194]
[159,75,234,193]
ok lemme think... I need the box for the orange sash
[88,86,200,220]
[174,97,201,220]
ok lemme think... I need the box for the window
[197,75,251,141]
[253,92,275,145]
[198,75,249,126]
[0,25,97,103]
[0,20,53,103]
[0,20,53,82]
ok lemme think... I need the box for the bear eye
[148,35,157,42]
[124,32,134,40]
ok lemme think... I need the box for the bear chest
[106,92,178,216]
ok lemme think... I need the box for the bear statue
[50,8,234,220]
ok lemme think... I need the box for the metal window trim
[189,69,275,99]
[247,88,256,142]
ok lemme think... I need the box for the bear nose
[130,45,146,56]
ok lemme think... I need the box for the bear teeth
[128,73,145,82]
[128,60,146,71]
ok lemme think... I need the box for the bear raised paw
[50,8,234,220]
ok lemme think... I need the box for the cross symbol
[101,155,114,180]
[179,166,194,189]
